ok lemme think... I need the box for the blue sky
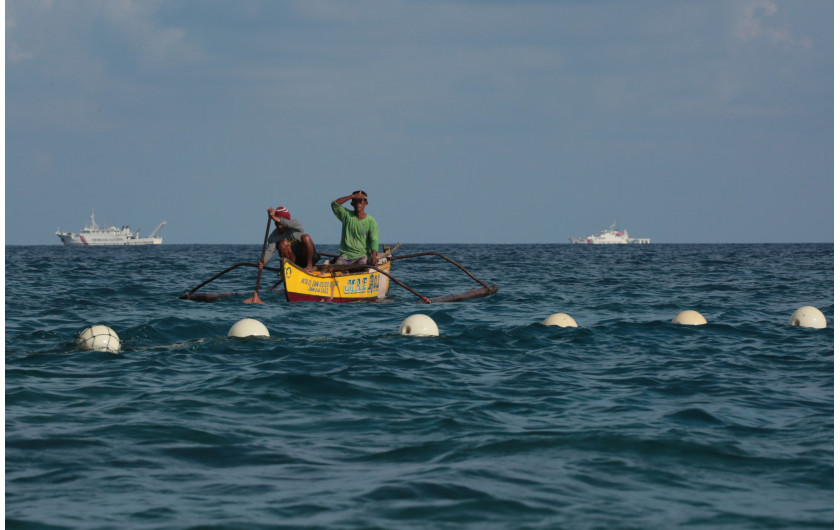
[5,0,834,244]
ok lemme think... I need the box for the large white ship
[56,209,166,246]
[570,222,650,245]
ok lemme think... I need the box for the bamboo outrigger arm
[386,251,498,303]
[367,264,432,304]
[179,262,282,301]
[427,283,498,303]
[390,252,495,291]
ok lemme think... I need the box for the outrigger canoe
[180,247,497,304]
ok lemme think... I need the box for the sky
[4,0,835,245]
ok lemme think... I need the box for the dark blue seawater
[5,244,834,529]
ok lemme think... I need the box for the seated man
[258,206,319,272]
[331,190,379,266]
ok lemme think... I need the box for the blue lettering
[343,276,377,294]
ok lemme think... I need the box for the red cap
[274,206,291,220]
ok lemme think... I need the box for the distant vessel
[56,209,166,246]
[570,222,650,244]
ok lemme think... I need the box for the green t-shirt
[331,201,380,260]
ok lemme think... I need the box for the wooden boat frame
[282,258,391,303]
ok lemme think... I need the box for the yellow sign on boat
[282,258,391,303]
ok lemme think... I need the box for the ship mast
[87,209,100,230]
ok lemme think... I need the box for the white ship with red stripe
[56,210,166,246]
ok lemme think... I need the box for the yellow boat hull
[282,258,391,303]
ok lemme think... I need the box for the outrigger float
[180,244,498,304]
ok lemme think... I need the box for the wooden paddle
[244,214,273,304]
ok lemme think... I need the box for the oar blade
[243,291,264,304]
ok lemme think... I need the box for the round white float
[542,313,578,328]
[672,310,707,326]
[399,314,439,337]
[789,306,826,329]
[76,325,121,353]
[228,318,270,338]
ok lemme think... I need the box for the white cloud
[100,0,202,65]
[734,0,795,45]
[6,0,201,68]
[6,43,34,63]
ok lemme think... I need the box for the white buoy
[672,310,707,326]
[542,313,578,328]
[228,318,270,338]
[399,314,439,337]
[789,306,827,329]
[76,325,121,353]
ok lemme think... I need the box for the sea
[4,243,834,529]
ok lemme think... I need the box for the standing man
[258,206,319,272]
[331,190,379,265]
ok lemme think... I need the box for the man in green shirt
[331,190,379,266]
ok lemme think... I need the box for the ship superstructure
[570,222,650,244]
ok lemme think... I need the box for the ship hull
[57,233,163,246]
[569,238,650,245]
